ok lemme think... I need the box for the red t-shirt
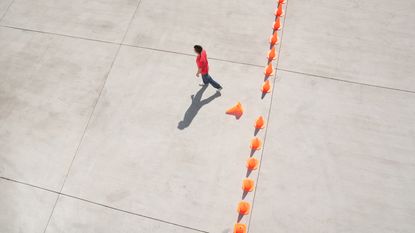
[196,50,209,75]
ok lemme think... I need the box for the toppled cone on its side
[264,63,275,77]
[262,80,272,93]
[275,4,284,17]
[226,102,244,119]
[246,157,259,170]
[267,46,276,60]
[237,201,251,215]
[269,31,279,46]
[273,17,281,31]
[242,178,255,192]
[255,116,265,129]
[250,137,262,150]
[234,223,247,233]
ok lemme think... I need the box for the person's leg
[206,74,222,89]
[201,74,209,85]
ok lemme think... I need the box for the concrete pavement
[1,0,414,232]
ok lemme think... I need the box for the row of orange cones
[231,1,286,232]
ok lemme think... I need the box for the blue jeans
[202,73,222,89]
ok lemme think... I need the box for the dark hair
[194,45,203,54]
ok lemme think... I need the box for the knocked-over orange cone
[226,102,244,118]
[262,80,272,93]
[275,4,284,17]
[264,63,275,77]
[246,157,259,170]
[242,178,255,192]
[234,223,247,233]
[267,46,276,60]
[273,17,281,30]
[237,201,251,215]
[255,116,266,129]
[250,137,262,150]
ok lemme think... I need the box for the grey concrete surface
[279,0,415,91]
[0,0,414,232]
[61,46,270,232]
[123,0,276,65]
[249,71,415,233]
[0,27,118,190]
[1,0,140,43]
[45,196,200,233]
[0,179,57,233]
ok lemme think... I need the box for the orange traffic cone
[246,157,259,170]
[254,116,265,129]
[226,102,244,118]
[269,31,279,46]
[234,223,247,233]
[250,137,262,150]
[264,63,275,77]
[242,178,255,192]
[262,80,272,93]
[267,46,276,60]
[275,4,284,17]
[278,0,286,4]
[237,201,251,215]
[273,17,281,30]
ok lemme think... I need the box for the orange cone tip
[237,201,251,215]
[247,157,259,170]
[242,178,255,192]
[234,223,247,233]
[262,80,272,93]
[269,31,279,45]
[267,46,276,60]
[273,17,281,30]
[264,63,275,76]
[276,4,284,17]
[250,137,262,150]
[255,116,265,129]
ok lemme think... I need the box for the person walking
[194,45,223,91]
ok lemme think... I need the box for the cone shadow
[254,128,260,136]
[178,85,221,130]
[261,91,267,99]
[246,169,252,178]
[250,148,257,157]
[237,213,244,223]
[242,190,248,200]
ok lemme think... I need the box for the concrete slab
[1,0,140,43]
[45,195,201,233]
[279,0,415,91]
[123,0,277,65]
[62,46,271,232]
[249,71,415,233]
[0,27,118,190]
[0,179,57,233]
[0,0,13,19]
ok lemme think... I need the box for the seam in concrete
[278,68,415,94]
[0,176,207,233]
[0,24,263,68]
[1,24,414,95]
[0,0,15,22]
[247,1,290,232]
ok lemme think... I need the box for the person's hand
[196,73,200,77]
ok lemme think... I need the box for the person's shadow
[178,85,221,130]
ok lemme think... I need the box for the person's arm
[196,67,202,77]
